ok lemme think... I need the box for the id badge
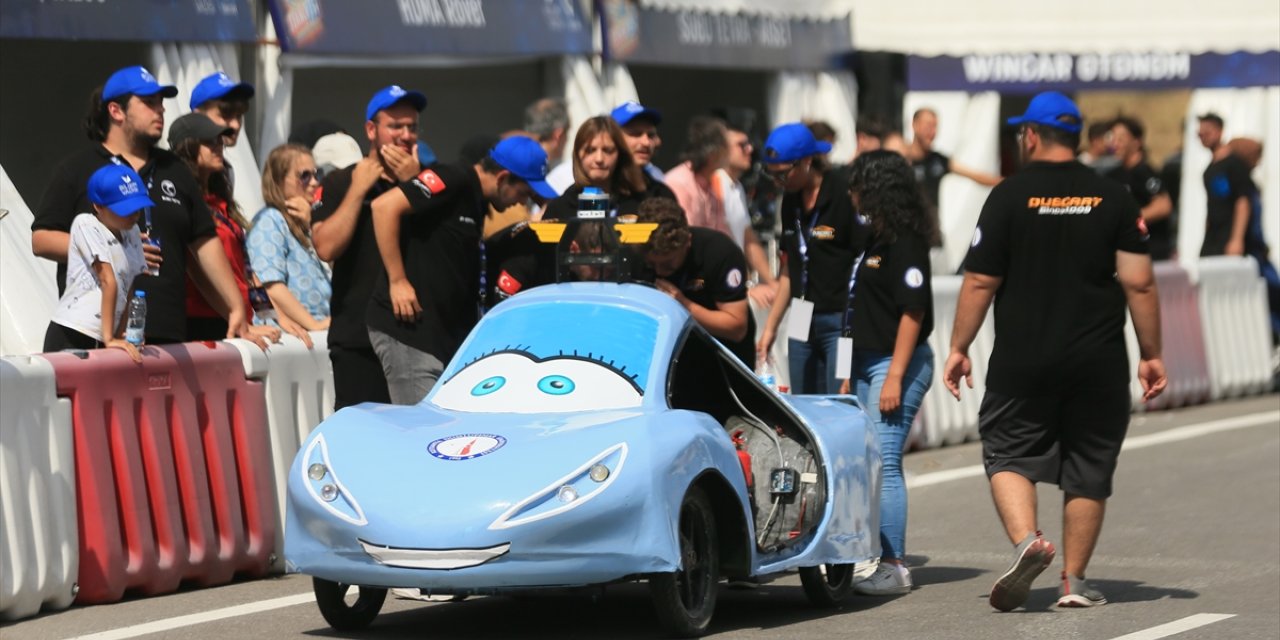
[836,337,854,380]
[786,298,815,343]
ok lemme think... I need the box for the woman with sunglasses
[247,144,332,333]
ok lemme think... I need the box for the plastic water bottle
[757,357,779,392]
[125,290,147,346]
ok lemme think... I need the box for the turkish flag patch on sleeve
[415,169,447,195]
[497,270,523,295]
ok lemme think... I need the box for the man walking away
[943,91,1167,612]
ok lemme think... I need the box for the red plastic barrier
[45,342,276,604]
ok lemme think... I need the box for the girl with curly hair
[842,150,936,595]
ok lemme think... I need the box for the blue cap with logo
[610,101,662,127]
[488,137,557,199]
[103,65,178,102]
[762,123,832,164]
[1006,91,1083,133]
[365,85,428,122]
[189,71,254,110]
[87,163,154,217]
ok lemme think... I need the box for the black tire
[312,577,387,631]
[799,564,856,607]
[649,486,719,638]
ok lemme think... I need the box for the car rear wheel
[799,563,856,607]
[313,577,387,631]
[649,486,719,638]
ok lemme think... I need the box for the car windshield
[430,302,659,413]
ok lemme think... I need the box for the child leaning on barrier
[42,163,152,362]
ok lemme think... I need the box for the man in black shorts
[943,92,1167,612]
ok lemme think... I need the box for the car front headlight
[488,442,627,530]
[302,434,368,526]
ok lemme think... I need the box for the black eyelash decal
[444,348,643,394]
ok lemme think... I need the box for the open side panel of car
[666,327,827,555]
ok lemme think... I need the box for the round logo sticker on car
[428,434,507,461]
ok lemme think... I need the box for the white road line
[1107,613,1236,640]
[906,409,1279,490]
[64,592,316,640]
[63,409,1278,640]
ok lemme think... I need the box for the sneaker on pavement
[1057,573,1107,607]
[853,562,912,596]
[989,531,1056,612]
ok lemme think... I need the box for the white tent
[852,0,1280,272]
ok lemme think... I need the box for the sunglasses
[297,168,324,185]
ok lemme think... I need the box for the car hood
[300,402,650,545]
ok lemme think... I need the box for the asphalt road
[5,394,1278,640]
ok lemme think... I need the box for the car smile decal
[428,433,508,460]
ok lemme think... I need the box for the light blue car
[285,282,882,637]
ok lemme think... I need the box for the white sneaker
[853,562,912,596]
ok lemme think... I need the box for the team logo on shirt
[1137,217,1149,239]
[684,279,705,292]
[312,186,324,210]
[811,225,835,240]
[1027,196,1102,215]
[865,255,882,269]
[414,169,447,196]
[1145,177,1162,195]
[725,268,743,288]
[616,214,638,223]
[971,226,983,247]
[161,179,177,198]
[904,267,924,289]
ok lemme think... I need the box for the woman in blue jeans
[839,150,936,595]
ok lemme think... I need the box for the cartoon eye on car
[285,283,882,637]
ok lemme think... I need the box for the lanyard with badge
[476,192,488,319]
[833,247,870,378]
[785,206,821,342]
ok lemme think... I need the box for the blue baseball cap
[87,164,154,217]
[488,137,557,199]
[610,101,662,127]
[365,85,427,122]
[1006,91,1083,133]
[763,123,832,164]
[189,71,254,110]
[102,65,178,102]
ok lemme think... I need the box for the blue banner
[602,1,851,70]
[0,0,256,42]
[907,51,1280,92]
[268,0,591,56]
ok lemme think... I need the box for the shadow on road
[300,579,901,639]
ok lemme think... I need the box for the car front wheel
[799,563,856,607]
[649,486,719,637]
[312,577,387,631]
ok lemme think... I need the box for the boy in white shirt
[42,163,152,361]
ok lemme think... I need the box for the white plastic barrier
[917,275,994,450]
[0,356,77,621]
[1147,262,1212,410]
[0,165,58,357]
[1197,257,1274,399]
[227,332,334,573]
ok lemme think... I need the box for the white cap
[311,132,363,173]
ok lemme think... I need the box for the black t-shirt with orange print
[964,160,1148,397]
